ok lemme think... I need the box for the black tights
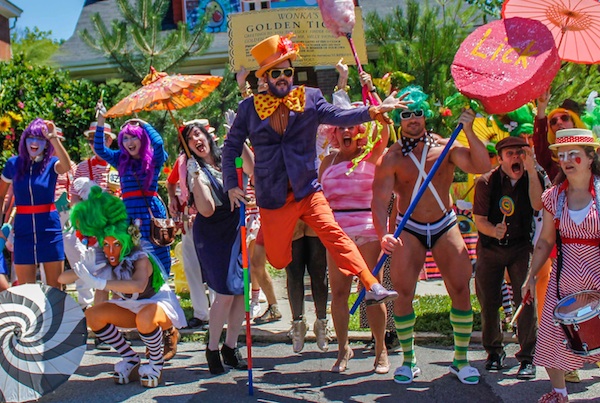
[285,236,328,321]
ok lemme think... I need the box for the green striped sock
[394,312,416,368]
[450,307,473,370]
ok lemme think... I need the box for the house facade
[0,0,22,60]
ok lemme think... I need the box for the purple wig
[117,123,155,190]
[15,118,55,181]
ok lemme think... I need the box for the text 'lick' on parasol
[104,66,223,157]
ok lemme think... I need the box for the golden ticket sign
[228,7,367,71]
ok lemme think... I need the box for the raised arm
[450,109,491,174]
[143,122,167,167]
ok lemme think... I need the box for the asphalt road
[37,340,600,403]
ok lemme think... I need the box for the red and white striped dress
[533,184,600,371]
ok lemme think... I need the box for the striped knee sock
[501,280,514,317]
[450,307,473,370]
[94,324,138,362]
[395,312,416,368]
[140,327,164,368]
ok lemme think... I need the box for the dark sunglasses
[267,68,294,80]
[549,114,571,126]
[400,110,425,120]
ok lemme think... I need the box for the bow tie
[401,133,439,156]
[91,157,108,167]
[254,86,306,120]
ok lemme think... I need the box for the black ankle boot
[221,344,248,370]
[205,348,224,374]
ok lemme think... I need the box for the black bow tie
[401,133,439,156]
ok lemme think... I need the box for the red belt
[122,190,158,199]
[561,238,600,246]
[16,204,56,214]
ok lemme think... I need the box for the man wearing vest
[473,136,544,380]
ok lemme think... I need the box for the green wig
[492,104,534,137]
[391,85,434,126]
[70,186,165,292]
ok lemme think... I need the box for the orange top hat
[251,33,300,78]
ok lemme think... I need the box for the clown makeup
[25,137,47,158]
[557,149,583,164]
[103,236,123,267]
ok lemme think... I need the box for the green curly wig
[391,85,434,126]
[70,186,165,292]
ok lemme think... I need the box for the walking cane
[350,123,464,314]
[236,156,254,395]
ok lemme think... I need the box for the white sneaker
[258,289,267,303]
[288,319,308,353]
[250,300,261,318]
[313,318,331,352]
[365,283,398,305]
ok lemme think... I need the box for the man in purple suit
[223,33,408,306]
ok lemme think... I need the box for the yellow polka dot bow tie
[253,86,306,120]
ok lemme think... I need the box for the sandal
[393,365,421,384]
[374,349,390,374]
[112,358,140,385]
[331,347,354,373]
[449,365,480,385]
[139,361,163,388]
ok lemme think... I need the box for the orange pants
[259,191,377,289]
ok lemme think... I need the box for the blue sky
[12,0,85,41]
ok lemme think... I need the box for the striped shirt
[69,156,115,198]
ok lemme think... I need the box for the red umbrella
[502,0,600,64]
[451,17,560,114]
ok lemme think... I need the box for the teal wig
[391,85,434,126]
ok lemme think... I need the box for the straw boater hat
[251,33,300,78]
[549,128,600,150]
[84,122,115,140]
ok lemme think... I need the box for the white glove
[187,157,200,178]
[74,248,107,290]
[223,109,237,133]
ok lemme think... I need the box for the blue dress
[1,156,64,264]
[93,124,171,274]
[193,165,243,295]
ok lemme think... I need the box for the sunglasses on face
[549,114,571,126]
[267,68,294,80]
[400,110,425,120]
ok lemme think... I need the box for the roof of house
[0,0,23,19]
[53,0,414,81]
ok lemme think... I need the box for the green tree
[358,0,482,135]
[80,0,213,82]
[0,54,130,169]
[547,63,600,111]
[464,0,503,20]
[11,27,62,65]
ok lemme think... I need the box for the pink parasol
[502,0,600,64]
[451,17,560,114]
[317,0,377,105]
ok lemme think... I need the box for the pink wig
[16,118,54,181]
[319,123,367,149]
[117,123,154,190]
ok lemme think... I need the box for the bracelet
[239,82,253,98]
[333,85,350,93]
[369,88,377,93]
